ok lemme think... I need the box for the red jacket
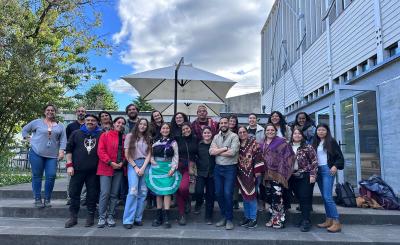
[97,130,126,176]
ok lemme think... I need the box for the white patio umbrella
[149,99,224,116]
[121,59,236,114]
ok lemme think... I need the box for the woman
[170,112,189,138]
[123,118,152,229]
[261,123,294,229]
[98,111,113,132]
[175,122,198,225]
[289,128,318,232]
[228,114,239,134]
[150,110,164,142]
[22,104,67,208]
[96,116,126,228]
[146,123,181,228]
[312,123,344,233]
[237,127,264,229]
[294,112,315,144]
[194,126,215,224]
[268,111,292,142]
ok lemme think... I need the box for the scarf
[80,124,102,137]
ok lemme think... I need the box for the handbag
[292,171,306,179]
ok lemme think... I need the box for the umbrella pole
[174,57,184,115]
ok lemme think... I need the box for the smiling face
[100,113,111,124]
[197,106,208,120]
[76,107,86,121]
[44,106,56,120]
[229,117,237,130]
[138,119,148,133]
[317,126,328,140]
[202,128,212,142]
[113,118,126,132]
[160,124,171,138]
[292,129,303,143]
[85,116,98,130]
[152,111,162,124]
[297,113,307,127]
[182,124,191,137]
[219,118,229,133]
[270,113,280,125]
[238,127,248,141]
[248,115,257,127]
[265,125,277,140]
[175,113,185,125]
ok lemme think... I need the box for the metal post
[174,57,184,115]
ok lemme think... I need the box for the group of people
[21,103,344,233]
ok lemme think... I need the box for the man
[191,105,218,140]
[66,106,86,205]
[124,104,139,134]
[209,117,240,230]
[247,113,265,144]
[65,114,102,228]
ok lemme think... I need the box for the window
[361,61,368,72]
[387,43,399,57]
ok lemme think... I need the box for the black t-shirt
[66,130,101,172]
[248,128,257,137]
[66,121,83,140]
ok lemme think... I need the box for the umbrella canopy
[121,63,236,103]
[149,99,224,116]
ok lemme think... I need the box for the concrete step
[0,217,399,245]
[0,198,399,225]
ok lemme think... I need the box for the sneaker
[123,224,133,229]
[265,220,273,227]
[225,220,234,230]
[34,199,43,208]
[239,218,250,227]
[215,218,226,227]
[107,216,116,227]
[245,219,258,229]
[97,218,106,228]
[134,221,143,226]
[272,223,284,229]
[44,199,52,208]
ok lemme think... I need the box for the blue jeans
[214,164,237,221]
[243,199,257,220]
[123,159,149,224]
[317,165,339,220]
[29,149,57,200]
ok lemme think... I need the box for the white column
[325,0,333,90]
[373,0,384,62]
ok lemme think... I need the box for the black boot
[85,212,95,227]
[65,213,78,228]
[152,209,163,227]
[163,209,171,228]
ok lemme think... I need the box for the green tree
[0,0,110,154]
[83,83,118,110]
[132,96,154,111]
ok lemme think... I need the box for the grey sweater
[22,119,67,158]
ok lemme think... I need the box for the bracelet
[66,162,73,168]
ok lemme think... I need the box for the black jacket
[66,130,101,172]
[327,140,345,170]
[176,134,198,163]
[196,141,215,177]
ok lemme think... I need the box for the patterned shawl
[261,136,294,188]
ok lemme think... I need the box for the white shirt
[292,143,301,170]
[317,141,328,166]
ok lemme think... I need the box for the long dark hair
[312,123,335,154]
[268,111,288,137]
[229,114,239,134]
[294,112,315,130]
[289,127,307,149]
[160,122,172,139]
[127,118,151,159]
[150,110,164,126]
[171,112,189,134]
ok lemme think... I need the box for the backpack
[335,182,357,207]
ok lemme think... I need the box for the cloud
[107,78,139,97]
[113,0,273,97]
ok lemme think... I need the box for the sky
[81,0,274,110]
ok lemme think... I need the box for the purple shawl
[261,136,294,188]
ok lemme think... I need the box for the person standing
[247,113,265,144]
[229,114,240,210]
[175,122,198,225]
[64,114,102,228]
[125,104,139,134]
[146,123,181,228]
[261,123,294,229]
[237,126,264,229]
[268,111,292,142]
[210,117,240,230]
[194,127,215,224]
[150,110,164,142]
[66,106,86,206]
[98,111,113,132]
[312,123,344,233]
[191,105,218,140]
[22,104,66,208]
[96,117,126,228]
[170,112,189,138]
[289,128,318,232]
[294,112,316,144]
[123,118,152,229]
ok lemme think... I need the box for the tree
[0,0,110,154]
[132,96,154,112]
[83,83,118,110]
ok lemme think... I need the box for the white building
[261,0,400,193]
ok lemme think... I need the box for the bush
[0,152,32,187]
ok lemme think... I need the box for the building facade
[223,92,262,114]
[261,0,400,194]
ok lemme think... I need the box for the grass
[0,171,32,187]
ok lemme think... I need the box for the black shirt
[176,134,198,163]
[248,128,257,138]
[196,141,215,177]
[66,121,83,140]
[66,130,101,172]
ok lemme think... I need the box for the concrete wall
[224,92,261,114]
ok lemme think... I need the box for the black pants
[195,175,215,219]
[69,170,99,215]
[119,174,128,201]
[290,172,315,221]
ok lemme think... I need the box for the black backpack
[335,182,357,207]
